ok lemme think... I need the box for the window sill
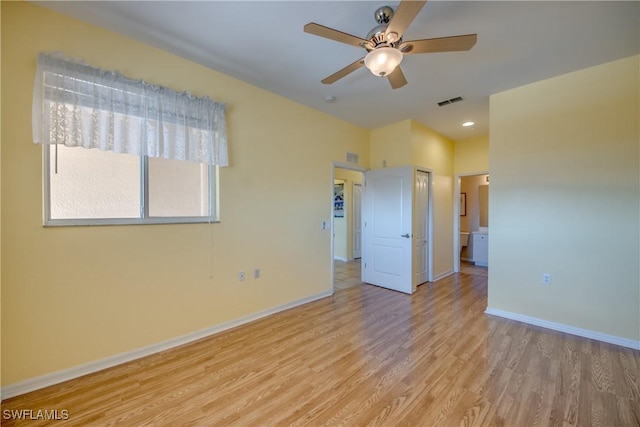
[44,217,220,227]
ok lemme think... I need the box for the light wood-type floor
[334,259,364,291]
[3,263,639,426]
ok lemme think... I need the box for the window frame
[43,145,219,227]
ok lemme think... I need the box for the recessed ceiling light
[462,121,475,127]
[325,95,336,104]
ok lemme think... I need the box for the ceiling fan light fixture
[364,47,403,77]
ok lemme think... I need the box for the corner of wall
[454,135,489,175]
[409,120,454,176]
[369,120,412,169]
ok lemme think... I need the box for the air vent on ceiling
[437,96,464,107]
[346,152,359,164]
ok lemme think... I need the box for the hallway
[333,259,363,291]
[335,259,488,291]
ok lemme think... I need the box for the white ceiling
[37,1,639,141]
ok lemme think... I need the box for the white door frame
[416,167,435,284]
[453,170,489,273]
[331,163,434,291]
[353,182,362,259]
[331,162,366,293]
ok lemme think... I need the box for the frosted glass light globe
[364,47,403,77]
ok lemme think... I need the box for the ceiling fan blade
[400,34,477,54]
[387,66,408,89]
[304,23,370,48]
[386,0,427,40]
[321,58,365,84]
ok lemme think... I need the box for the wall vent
[437,96,464,107]
[346,152,359,164]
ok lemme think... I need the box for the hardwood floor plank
[2,264,638,426]
[592,342,616,395]
[577,354,595,427]
[617,347,640,401]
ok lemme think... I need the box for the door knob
[401,234,411,238]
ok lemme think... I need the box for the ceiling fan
[304,1,477,89]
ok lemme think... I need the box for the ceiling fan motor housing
[366,7,402,51]
[365,25,403,51]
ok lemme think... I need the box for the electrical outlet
[542,273,552,285]
[254,268,261,279]
[238,271,246,282]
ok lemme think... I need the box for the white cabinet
[471,232,488,267]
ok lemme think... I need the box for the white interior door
[362,166,413,294]
[353,183,362,259]
[415,171,429,285]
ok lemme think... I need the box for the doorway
[359,166,433,295]
[331,164,433,294]
[332,164,365,292]
[454,172,489,273]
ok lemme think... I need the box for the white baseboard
[433,270,454,282]
[333,256,348,262]
[1,291,333,400]
[485,307,640,350]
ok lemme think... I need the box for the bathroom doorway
[455,172,489,273]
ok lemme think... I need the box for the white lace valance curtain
[32,52,228,166]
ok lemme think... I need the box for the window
[33,53,227,226]
[45,145,217,225]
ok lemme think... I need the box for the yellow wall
[1,2,370,385]
[369,120,412,169]
[489,55,640,341]
[454,136,489,175]
[410,121,455,177]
